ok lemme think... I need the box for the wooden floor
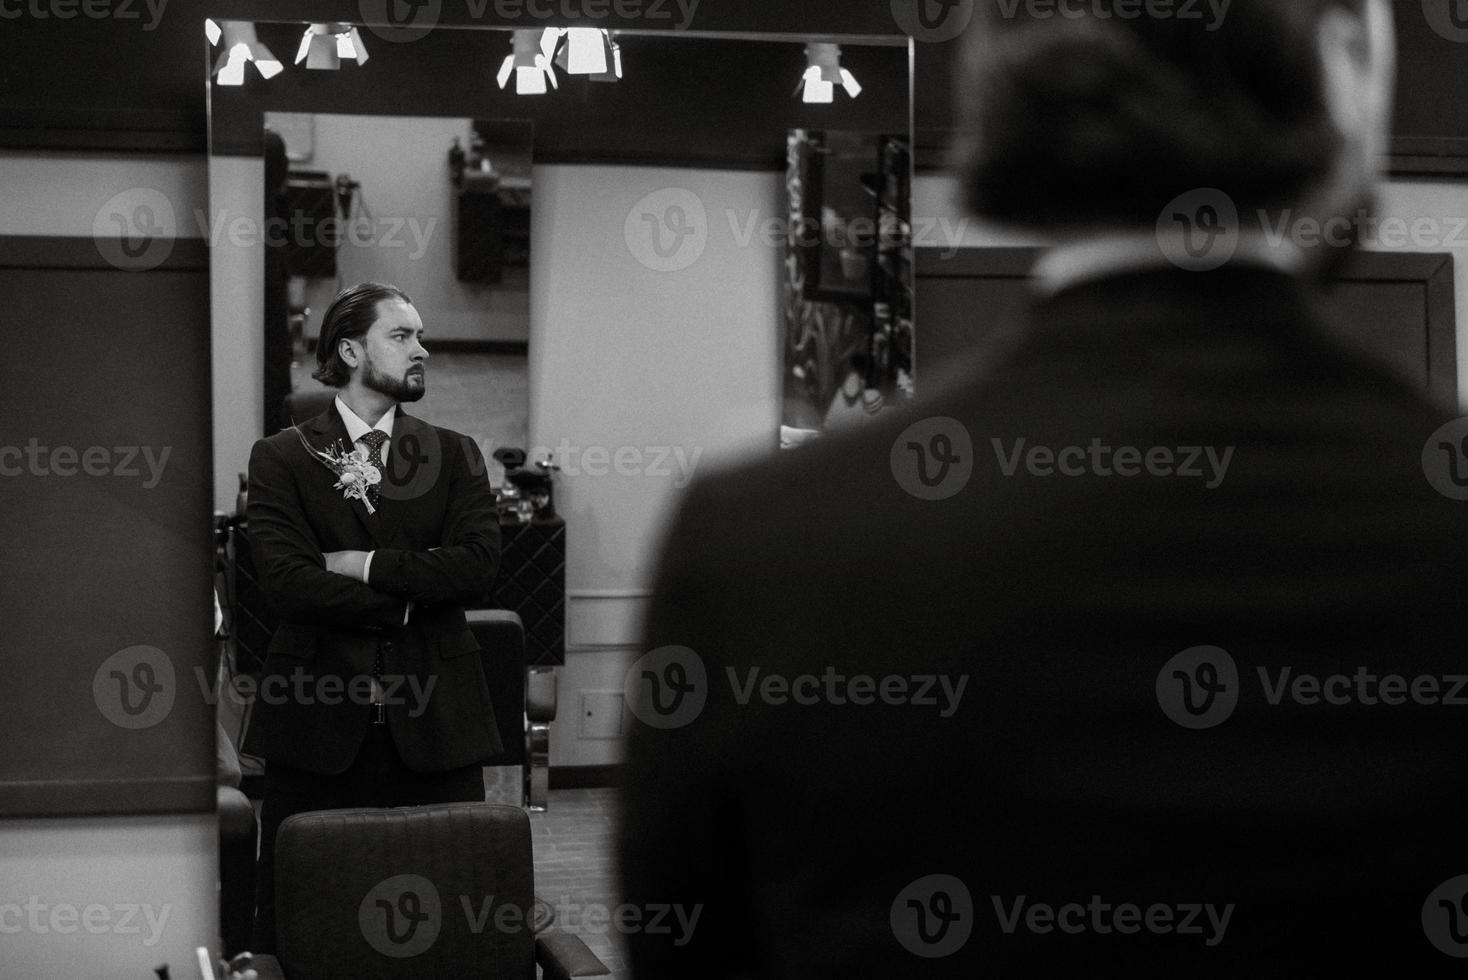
[528,788,629,978]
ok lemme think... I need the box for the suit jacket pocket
[439,628,481,659]
[267,623,318,660]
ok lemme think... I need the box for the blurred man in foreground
[621,1,1468,973]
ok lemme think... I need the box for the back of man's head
[957,0,1378,232]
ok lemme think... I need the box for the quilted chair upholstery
[251,803,608,980]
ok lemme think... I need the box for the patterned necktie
[359,430,388,511]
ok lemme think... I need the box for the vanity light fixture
[799,43,861,104]
[497,29,560,95]
[296,23,371,70]
[210,21,284,87]
[551,27,615,77]
[589,35,623,82]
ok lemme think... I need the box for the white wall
[530,165,784,765]
[0,150,219,979]
[271,113,530,345]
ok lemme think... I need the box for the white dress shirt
[333,396,410,635]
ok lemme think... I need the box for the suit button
[383,641,395,654]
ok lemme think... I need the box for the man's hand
[323,550,370,582]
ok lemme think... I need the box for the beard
[361,351,425,403]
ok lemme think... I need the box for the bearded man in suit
[245,282,501,954]
[621,0,1468,973]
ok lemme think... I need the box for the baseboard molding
[550,765,624,790]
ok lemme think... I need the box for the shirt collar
[1032,230,1302,298]
[335,396,396,444]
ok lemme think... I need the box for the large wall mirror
[206,18,912,800]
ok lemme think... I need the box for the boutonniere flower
[292,426,382,514]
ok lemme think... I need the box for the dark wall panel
[0,238,215,816]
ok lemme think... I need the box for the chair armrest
[246,954,286,980]
[216,786,256,841]
[535,930,611,979]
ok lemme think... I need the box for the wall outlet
[578,691,627,740]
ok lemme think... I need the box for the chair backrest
[470,609,527,768]
[274,803,538,978]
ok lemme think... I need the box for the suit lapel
[301,406,384,545]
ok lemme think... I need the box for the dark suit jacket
[242,404,503,774]
[621,266,1468,976]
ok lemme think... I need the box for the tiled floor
[534,786,631,979]
[527,788,629,978]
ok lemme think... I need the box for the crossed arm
[246,433,500,629]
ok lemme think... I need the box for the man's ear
[1316,0,1395,139]
[338,337,360,369]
